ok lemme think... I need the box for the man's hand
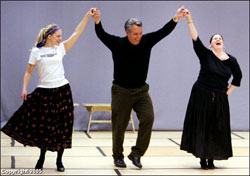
[92,8,101,24]
[173,5,186,22]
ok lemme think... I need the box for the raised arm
[144,6,185,47]
[63,8,96,52]
[21,64,35,100]
[184,9,198,41]
[92,9,119,50]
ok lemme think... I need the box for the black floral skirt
[180,81,232,160]
[2,84,74,151]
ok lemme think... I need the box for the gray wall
[1,1,249,131]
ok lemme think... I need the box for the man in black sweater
[92,7,185,168]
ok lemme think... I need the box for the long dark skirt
[180,81,232,160]
[2,84,74,151]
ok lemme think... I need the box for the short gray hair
[124,18,142,32]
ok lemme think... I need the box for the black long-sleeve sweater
[95,19,177,88]
[193,37,242,91]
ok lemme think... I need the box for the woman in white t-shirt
[2,8,96,172]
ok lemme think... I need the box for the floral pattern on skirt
[2,84,74,151]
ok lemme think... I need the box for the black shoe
[200,160,208,170]
[114,159,127,168]
[56,162,65,172]
[128,154,142,168]
[35,159,44,170]
[208,159,215,169]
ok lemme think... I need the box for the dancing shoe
[114,159,127,168]
[128,154,142,168]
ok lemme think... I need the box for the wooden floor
[1,131,249,175]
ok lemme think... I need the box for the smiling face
[126,24,142,45]
[47,29,62,46]
[210,34,224,50]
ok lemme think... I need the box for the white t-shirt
[29,43,69,88]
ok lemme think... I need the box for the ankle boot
[56,162,65,172]
[200,159,208,170]
[208,159,215,169]
[35,158,44,170]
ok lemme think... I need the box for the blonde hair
[33,24,58,48]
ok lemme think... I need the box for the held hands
[173,7,193,24]
[92,8,101,24]
[86,8,97,18]
[174,6,186,22]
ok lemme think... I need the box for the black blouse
[193,37,242,91]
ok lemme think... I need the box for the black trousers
[111,83,154,160]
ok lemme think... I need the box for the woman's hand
[184,9,192,22]
[87,8,96,18]
[21,89,27,101]
[226,89,232,96]
[227,85,236,97]
[183,8,198,41]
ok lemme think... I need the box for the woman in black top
[180,9,242,169]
